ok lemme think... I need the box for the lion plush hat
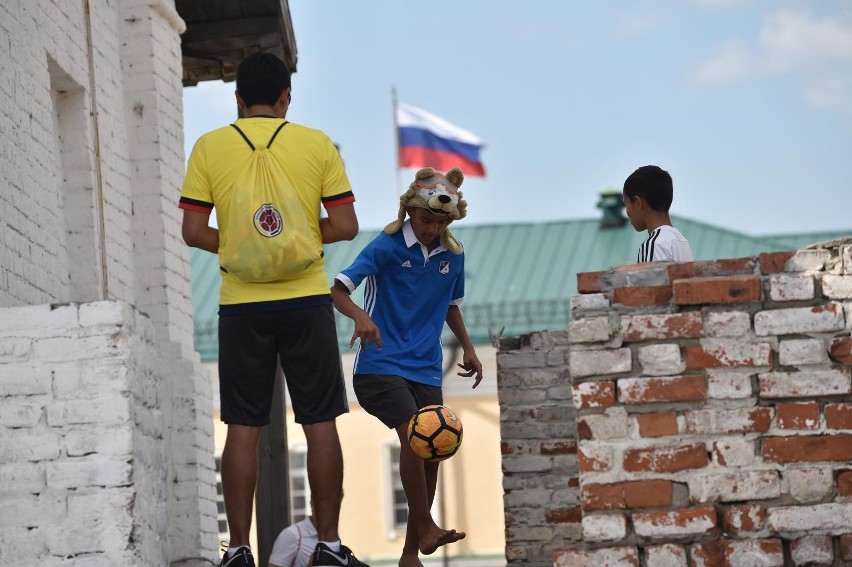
[384,166,467,254]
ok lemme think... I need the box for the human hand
[350,311,382,350]
[457,350,483,389]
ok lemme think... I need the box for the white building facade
[0,1,216,564]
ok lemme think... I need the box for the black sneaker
[313,542,369,567]
[219,546,255,567]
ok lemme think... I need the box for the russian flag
[397,102,486,177]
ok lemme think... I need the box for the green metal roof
[189,217,851,361]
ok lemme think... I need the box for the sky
[182,1,852,236]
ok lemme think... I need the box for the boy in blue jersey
[331,167,483,565]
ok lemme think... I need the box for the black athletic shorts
[218,305,348,426]
[354,374,442,429]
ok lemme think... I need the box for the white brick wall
[1,0,215,564]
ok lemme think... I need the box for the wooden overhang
[176,0,298,86]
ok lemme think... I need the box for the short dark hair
[623,165,673,212]
[236,52,291,107]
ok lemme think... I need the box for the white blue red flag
[396,102,486,177]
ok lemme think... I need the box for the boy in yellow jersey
[179,52,366,567]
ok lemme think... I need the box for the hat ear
[415,167,438,181]
[445,167,464,188]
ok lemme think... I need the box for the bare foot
[399,551,423,567]
[419,526,466,555]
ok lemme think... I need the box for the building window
[384,442,442,537]
[289,446,311,523]
[385,442,408,534]
[215,456,228,537]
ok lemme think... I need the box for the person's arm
[181,209,219,254]
[331,279,382,350]
[320,203,358,243]
[445,304,483,388]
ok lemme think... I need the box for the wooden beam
[181,17,282,43]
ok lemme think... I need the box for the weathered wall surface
[0,1,216,564]
[499,243,852,566]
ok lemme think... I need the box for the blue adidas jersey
[336,221,464,386]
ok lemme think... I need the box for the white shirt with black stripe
[637,225,693,263]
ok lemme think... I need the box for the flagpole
[392,86,402,196]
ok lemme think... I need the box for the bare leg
[303,420,344,541]
[395,423,465,560]
[221,424,263,547]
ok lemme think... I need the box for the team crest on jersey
[253,204,283,237]
[439,260,450,274]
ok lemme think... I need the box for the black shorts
[218,305,348,426]
[354,374,442,429]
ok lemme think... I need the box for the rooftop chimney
[596,189,627,229]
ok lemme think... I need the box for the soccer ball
[407,405,463,461]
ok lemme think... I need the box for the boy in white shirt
[622,165,694,262]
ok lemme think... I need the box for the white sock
[227,545,250,556]
[319,540,341,552]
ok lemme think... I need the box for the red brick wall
[499,243,852,566]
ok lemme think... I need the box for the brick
[623,443,709,473]
[578,407,628,441]
[637,412,678,438]
[829,336,852,365]
[618,375,706,404]
[713,439,755,467]
[632,506,716,538]
[703,310,750,337]
[577,271,605,293]
[687,470,781,503]
[776,402,820,429]
[539,440,577,455]
[545,506,582,523]
[768,502,852,532]
[826,403,852,429]
[779,338,826,366]
[554,546,639,567]
[643,544,687,567]
[578,444,613,472]
[569,317,612,343]
[768,273,815,301]
[581,513,627,541]
[841,534,852,561]
[787,468,834,503]
[707,371,753,399]
[582,480,673,511]
[758,370,851,398]
[763,435,852,463]
[569,348,632,378]
[620,312,703,342]
[759,251,796,274]
[722,504,767,534]
[637,344,685,376]
[607,262,671,287]
[838,471,852,496]
[685,340,773,368]
[673,275,761,305]
[572,381,616,409]
[571,292,610,312]
[787,249,831,271]
[690,539,783,567]
[667,257,756,280]
[612,285,672,306]
[684,407,772,435]
[754,303,846,336]
[791,534,833,566]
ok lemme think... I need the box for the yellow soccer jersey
[179,117,354,308]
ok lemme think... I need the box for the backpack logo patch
[253,203,283,237]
